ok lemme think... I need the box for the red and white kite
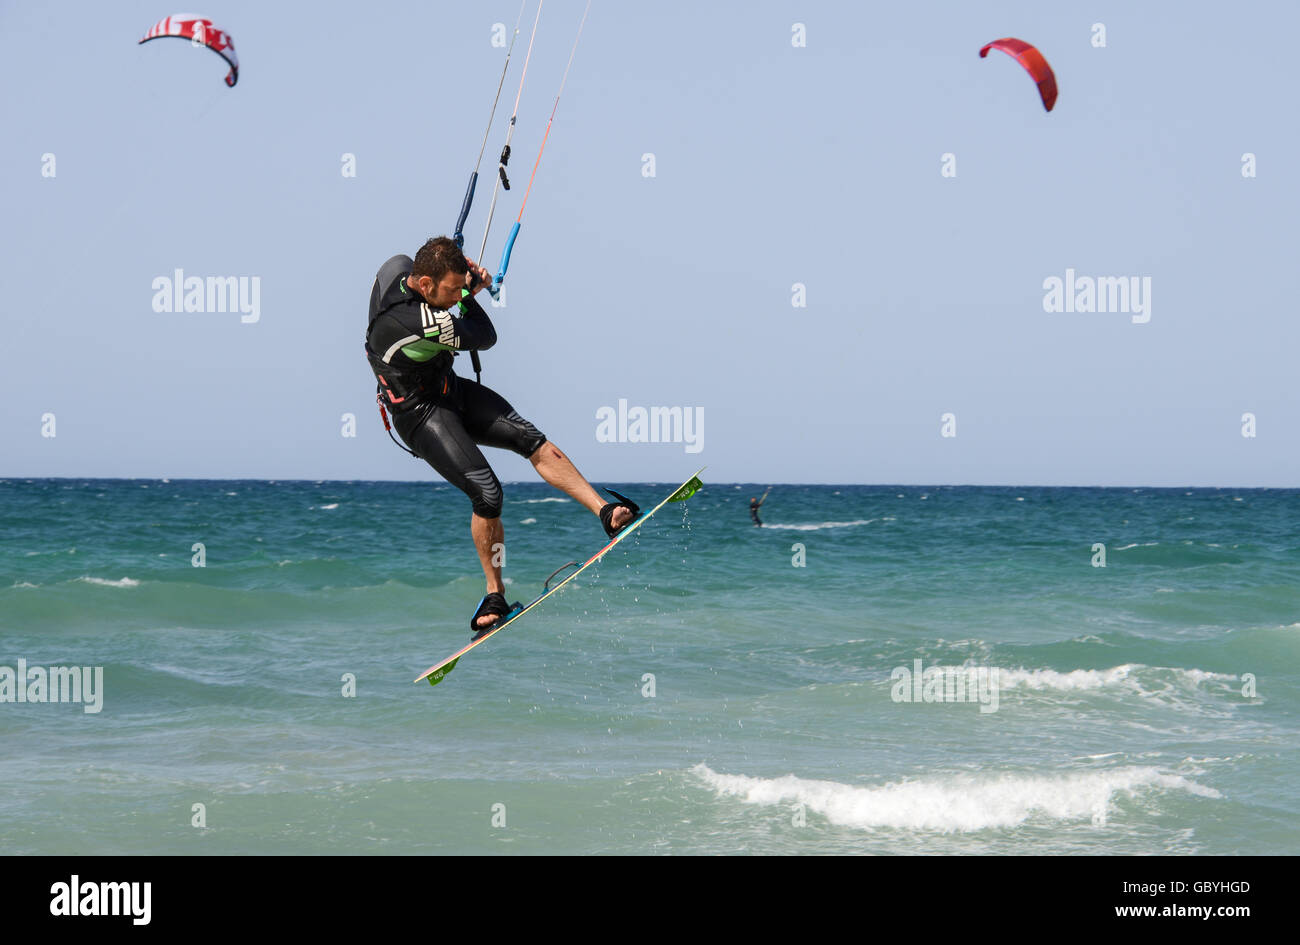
[139,14,239,87]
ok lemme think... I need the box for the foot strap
[599,488,642,538]
[470,592,520,638]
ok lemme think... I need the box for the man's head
[408,236,473,308]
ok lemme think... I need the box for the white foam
[77,576,139,588]
[1178,668,1238,685]
[318,503,339,510]
[763,519,875,531]
[692,763,1219,832]
[520,518,537,525]
[996,665,1139,691]
[520,497,570,504]
[994,664,1236,692]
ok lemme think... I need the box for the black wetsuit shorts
[392,373,547,519]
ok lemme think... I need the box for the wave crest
[692,763,1219,831]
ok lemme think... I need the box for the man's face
[415,270,472,308]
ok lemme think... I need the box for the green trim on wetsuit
[402,338,455,361]
[406,291,472,359]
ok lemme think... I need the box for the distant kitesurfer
[365,238,639,636]
[750,491,768,527]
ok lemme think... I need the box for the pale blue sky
[2,1,1296,486]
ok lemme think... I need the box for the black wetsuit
[365,255,546,518]
[750,498,763,526]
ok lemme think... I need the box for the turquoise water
[1,479,1296,854]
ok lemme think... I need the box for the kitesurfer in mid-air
[365,237,640,636]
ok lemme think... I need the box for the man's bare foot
[598,489,643,539]
[471,592,514,634]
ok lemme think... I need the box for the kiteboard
[415,467,705,686]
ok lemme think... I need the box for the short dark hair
[411,237,468,282]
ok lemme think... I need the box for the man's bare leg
[528,442,634,530]
[471,512,506,629]
[467,444,629,630]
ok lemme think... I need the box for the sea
[1,479,1296,855]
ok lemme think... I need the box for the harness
[364,319,454,459]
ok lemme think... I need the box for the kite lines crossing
[449,0,592,382]
[451,0,593,300]
[491,0,592,297]
[453,0,533,255]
